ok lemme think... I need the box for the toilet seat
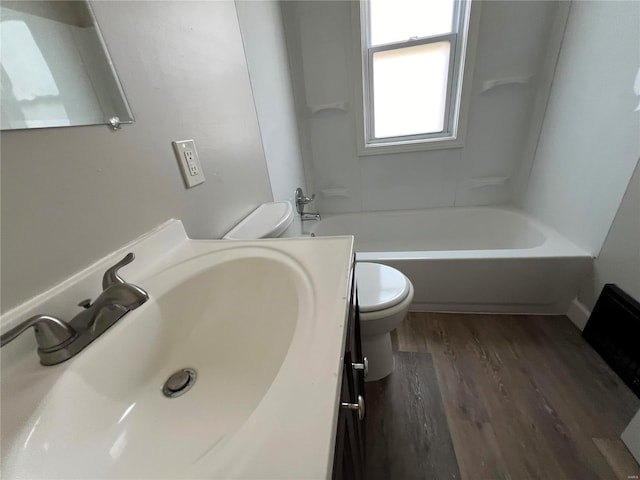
[356,262,410,312]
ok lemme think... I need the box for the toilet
[223,201,294,240]
[356,262,414,381]
[224,201,414,381]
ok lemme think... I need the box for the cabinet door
[333,366,354,480]
[334,348,364,480]
[333,262,366,480]
[352,295,366,468]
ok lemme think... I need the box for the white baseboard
[622,409,640,465]
[566,297,592,331]
[409,301,568,315]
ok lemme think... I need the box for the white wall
[577,163,640,310]
[577,162,640,465]
[522,1,640,256]
[281,0,560,214]
[235,0,306,204]
[1,0,273,313]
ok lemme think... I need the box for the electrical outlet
[172,139,205,188]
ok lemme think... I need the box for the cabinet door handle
[341,395,365,421]
[352,356,368,379]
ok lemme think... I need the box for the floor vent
[582,284,640,398]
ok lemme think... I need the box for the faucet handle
[102,253,135,290]
[1,315,76,350]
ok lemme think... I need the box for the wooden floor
[365,312,640,480]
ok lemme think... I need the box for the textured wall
[236,0,307,204]
[1,0,273,312]
[523,1,640,255]
[578,163,640,310]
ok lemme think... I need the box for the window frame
[356,0,480,155]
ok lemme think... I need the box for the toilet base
[362,332,395,382]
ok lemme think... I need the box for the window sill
[357,135,464,156]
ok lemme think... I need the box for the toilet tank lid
[223,202,294,240]
[356,262,411,312]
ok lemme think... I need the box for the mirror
[0,1,133,130]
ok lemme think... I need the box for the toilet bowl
[223,202,412,381]
[356,262,414,382]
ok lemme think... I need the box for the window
[359,0,476,154]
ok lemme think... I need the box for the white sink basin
[2,246,317,479]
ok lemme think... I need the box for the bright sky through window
[372,42,450,138]
[362,0,471,147]
[369,0,455,46]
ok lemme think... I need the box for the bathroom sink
[1,246,314,479]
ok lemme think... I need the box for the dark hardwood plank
[496,316,634,477]
[464,314,615,479]
[424,313,570,480]
[370,313,640,479]
[365,351,460,480]
[529,315,639,434]
[393,312,431,353]
[413,312,640,480]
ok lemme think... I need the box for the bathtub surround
[522,0,640,256]
[281,1,562,213]
[280,0,639,284]
[1,1,273,312]
[235,1,307,204]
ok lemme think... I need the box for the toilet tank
[222,202,294,240]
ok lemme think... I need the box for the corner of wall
[514,1,571,209]
[566,296,591,331]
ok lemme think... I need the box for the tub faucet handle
[294,187,316,215]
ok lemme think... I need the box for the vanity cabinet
[333,265,366,480]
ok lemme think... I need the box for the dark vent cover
[582,284,640,398]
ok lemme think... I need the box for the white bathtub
[310,207,592,314]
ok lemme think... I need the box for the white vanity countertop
[0,220,355,480]
[183,236,355,479]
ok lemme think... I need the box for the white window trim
[354,0,482,156]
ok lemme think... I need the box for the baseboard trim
[409,302,568,315]
[566,297,591,331]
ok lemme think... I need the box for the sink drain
[162,368,197,398]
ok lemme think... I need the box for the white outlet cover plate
[172,139,205,188]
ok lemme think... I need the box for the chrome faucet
[0,253,148,366]
[294,187,321,221]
